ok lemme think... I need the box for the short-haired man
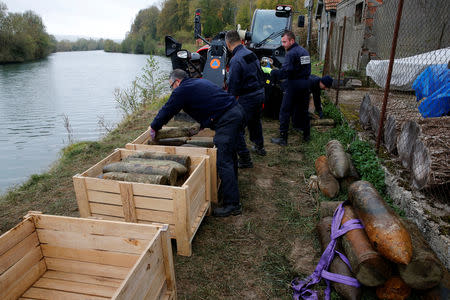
[225,30,266,168]
[150,69,245,217]
[267,30,311,145]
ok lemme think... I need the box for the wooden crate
[126,127,218,204]
[0,212,176,300]
[73,148,210,256]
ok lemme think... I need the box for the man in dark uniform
[267,30,311,146]
[150,69,245,217]
[308,75,333,119]
[225,30,266,168]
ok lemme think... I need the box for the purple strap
[291,202,363,300]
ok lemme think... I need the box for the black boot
[213,204,242,217]
[238,152,253,168]
[250,145,267,156]
[271,132,288,146]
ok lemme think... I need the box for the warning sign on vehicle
[210,58,221,69]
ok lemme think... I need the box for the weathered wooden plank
[83,150,122,177]
[32,214,159,240]
[1,259,46,300]
[190,185,206,230]
[40,245,139,268]
[22,287,109,300]
[45,257,129,279]
[0,246,43,295]
[42,271,123,288]
[37,229,150,255]
[32,277,117,298]
[189,201,210,244]
[90,214,125,222]
[85,177,121,193]
[173,188,191,256]
[119,182,137,223]
[73,176,92,217]
[159,228,176,296]
[88,191,174,212]
[185,159,205,199]
[0,217,35,256]
[0,231,39,274]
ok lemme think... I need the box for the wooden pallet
[127,127,218,204]
[0,212,176,300]
[73,148,210,256]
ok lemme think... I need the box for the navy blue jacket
[271,42,311,88]
[151,78,237,130]
[309,75,322,103]
[227,44,264,97]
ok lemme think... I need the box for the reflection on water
[0,51,171,193]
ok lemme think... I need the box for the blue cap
[321,75,333,88]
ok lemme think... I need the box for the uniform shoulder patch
[300,56,311,65]
[243,53,258,64]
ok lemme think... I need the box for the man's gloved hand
[150,127,157,141]
[261,66,272,74]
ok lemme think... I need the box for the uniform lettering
[300,56,311,65]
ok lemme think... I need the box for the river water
[0,51,171,193]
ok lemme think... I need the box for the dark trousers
[237,89,265,156]
[279,80,310,138]
[213,104,245,206]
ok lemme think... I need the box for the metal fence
[319,0,449,202]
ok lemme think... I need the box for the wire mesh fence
[318,0,449,202]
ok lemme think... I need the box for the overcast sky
[2,0,160,40]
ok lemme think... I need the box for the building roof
[324,0,343,11]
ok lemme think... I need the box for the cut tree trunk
[326,140,350,179]
[317,217,362,300]
[122,157,188,175]
[398,219,443,290]
[315,155,340,198]
[359,94,372,130]
[410,117,450,190]
[155,124,200,139]
[103,162,178,185]
[311,119,335,126]
[340,205,391,287]
[397,120,421,169]
[102,172,169,185]
[348,181,413,265]
[127,151,191,169]
[149,137,189,146]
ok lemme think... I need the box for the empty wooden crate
[0,212,176,300]
[73,148,210,256]
[127,128,218,204]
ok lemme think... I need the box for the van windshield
[251,10,289,46]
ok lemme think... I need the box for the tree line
[107,0,303,55]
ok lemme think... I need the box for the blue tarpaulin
[412,64,450,118]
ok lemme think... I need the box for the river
[0,51,171,193]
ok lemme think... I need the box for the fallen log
[341,204,391,286]
[103,162,178,186]
[359,94,372,130]
[398,219,443,290]
[339,154,360,193]
[317,217,362,300]
[127,151,191,169]
[102,172,169,185]
[315,155,340,198]
[326,140,350,179]
[348,181,413,265]
[397,120,420,169]
[155,124,200,139]
[311,119,335,126]
[376,276,411,300]
[149,137,189,146]
[319,201,343,218]
[122,157,188,175]
[410,117,450,190]
[186,137,215,148]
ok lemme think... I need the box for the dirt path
[174,119,322,299]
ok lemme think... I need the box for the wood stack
[312,140,359,198]
[101,151,191,186]
[316,181,444,299]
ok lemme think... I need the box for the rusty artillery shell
[348,181,413,265]
[341,205,391,286]
[317,217,362,300]
[376,276,411,300]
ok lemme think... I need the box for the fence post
[376,0,405,150]
[322,22,334,76]
[335,16,347,106]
